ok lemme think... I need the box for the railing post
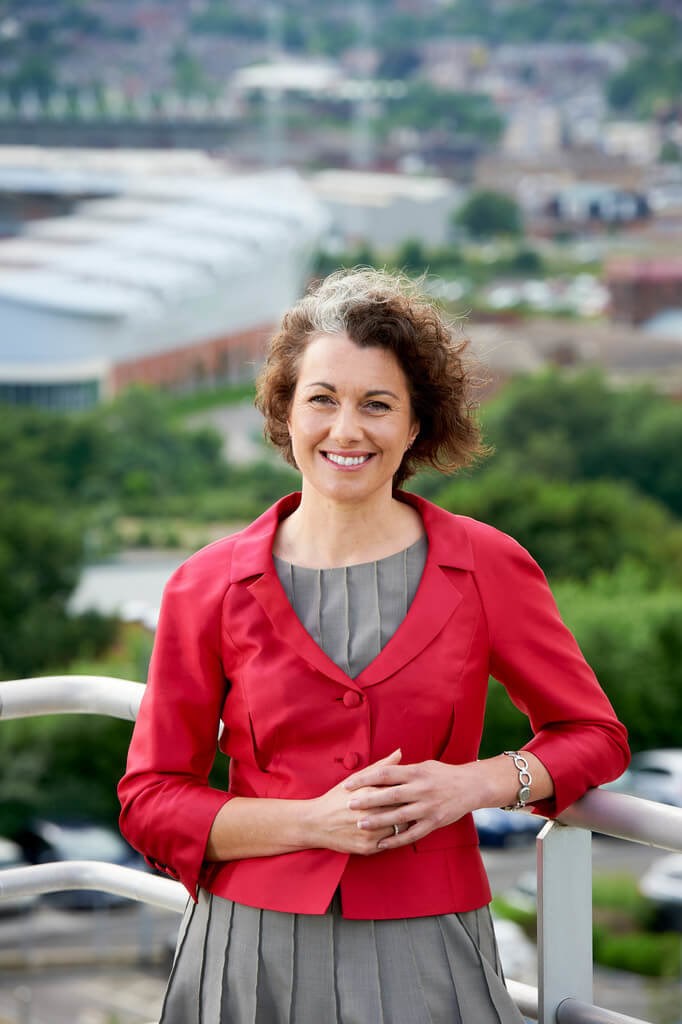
[537,820,593,1023]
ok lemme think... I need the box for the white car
[0,837,38,915]
[603,749,682,807]
[639,853,682,931]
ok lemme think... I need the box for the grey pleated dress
[159,538,525,1024]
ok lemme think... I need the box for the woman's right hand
[305,749,407,855]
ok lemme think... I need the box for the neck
[276,486,421,568]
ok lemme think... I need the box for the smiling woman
[118,268,629,1024]
[275,333,421,564]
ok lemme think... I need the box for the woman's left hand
[343,758,481,850]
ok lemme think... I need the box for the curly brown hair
[255,267,488,488]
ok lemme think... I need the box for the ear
[408,420,420,448]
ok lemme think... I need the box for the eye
[310,393,335,406]
[365,400,391,412]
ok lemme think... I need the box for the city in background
[0,2,681,1022]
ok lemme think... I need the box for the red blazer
[118,491,629,919]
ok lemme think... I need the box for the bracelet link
[502,750,533,810]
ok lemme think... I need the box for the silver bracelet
[502,750,532,810]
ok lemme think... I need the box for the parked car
[0,836,38,915]
[639,853,682,931]
[603,749,682,807]
[473,807,543,848]
[14,818,146,910]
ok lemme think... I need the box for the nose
[330,401,363,444]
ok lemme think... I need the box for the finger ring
[393,824,400,836]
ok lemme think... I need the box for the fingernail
[347,799,358,810]
[357,819,369,829]
[377,841,386,849]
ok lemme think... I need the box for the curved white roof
[56,246,201,295]
[25,217,134,242]
[0,269,157,318]
[0,152,328,384]
[111,226,256,270]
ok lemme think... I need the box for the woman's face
[287,332,419,507]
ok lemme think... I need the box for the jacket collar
[230,490,474,582]
[229,491,474,688]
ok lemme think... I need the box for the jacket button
[342,691,362,708]
[343,751,361,770]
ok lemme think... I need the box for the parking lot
[1,836,677,1024]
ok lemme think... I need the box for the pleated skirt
[159,890,526,1024]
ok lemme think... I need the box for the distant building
[544,182,650,228]
[493,42,629,93]
[419,39,489,92]
[502,102,563,159]
[606,258,682,326]
[308,169,462,248]
[0,148,327,409]
[468,314,682,398]
[601,121,663,167]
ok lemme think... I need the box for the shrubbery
[494,873,681,979]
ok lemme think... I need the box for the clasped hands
[312,748,479,856]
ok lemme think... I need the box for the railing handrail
[0,675,143,722]
[0,860,185,913]
[557,787,682,852]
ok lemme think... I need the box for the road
[186,402,268,465]
[0,835,677,1024]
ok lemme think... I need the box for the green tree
[377,45,422,80]
[454,190,523,240]
[172,45,211,98]
[9,55,57,103]
[479,370,682,517]
[395,238,429,274]
[431,471,682,584]
[554,568,682,753]
[0,503,115,679]
[0,711,134,837]
[379,83,502,142]
[660,140,681,163]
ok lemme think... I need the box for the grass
[166,380,256,418]
[493,872,682,979]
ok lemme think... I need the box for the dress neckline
[272,533,427,573]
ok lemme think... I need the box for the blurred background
[0,1,681,1022]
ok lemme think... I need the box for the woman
[118,268,629,1023]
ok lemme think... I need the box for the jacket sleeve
[473,527,630,816]
[118,551,234,899]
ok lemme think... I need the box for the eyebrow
[305,381,400,400]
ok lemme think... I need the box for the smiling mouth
[322,452,375,468]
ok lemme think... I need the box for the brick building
[606,258,682,325]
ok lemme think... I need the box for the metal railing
[2,676,682,1024]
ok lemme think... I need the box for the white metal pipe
[0,676,144,722]
[557,997,650,1024]
[506,979,539,1019]
[559,788,682,852]
[0,861,186,913]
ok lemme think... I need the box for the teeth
[326,453,370,467]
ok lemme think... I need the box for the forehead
[296,332,408,390]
